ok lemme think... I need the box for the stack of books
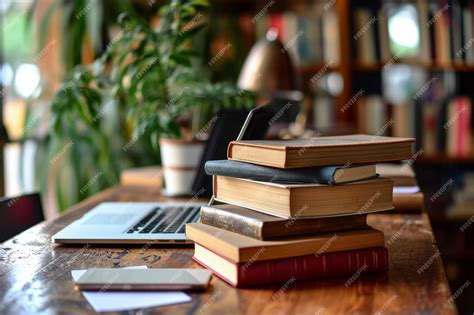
[186,135,415,287]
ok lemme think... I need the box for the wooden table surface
[0,186,457,315]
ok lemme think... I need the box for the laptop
[52,102,289,244]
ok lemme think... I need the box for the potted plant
[47,0,252,201]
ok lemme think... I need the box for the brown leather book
[213,176,394,218]
[185,223,385,262]
[227,134,415,168]
[200,204,369,240]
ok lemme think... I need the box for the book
[451,0,463,64]
[446,97,472,157]
[205,160,378,184]
[193,244,388,287]
[200,204,369,240]
[392,103,415,138]
[377,163,417,187]
[281,12,300,64]
[357,96,387,135]
[313,94,335,130]
[421,102,439,155]
[377,164,424,212]
[417,0,431,63]
[213,176,394,218]
[463,5,474,65]
[433,0,452,64]
[120,166,163,187]
[354,8,377,65]
[227,134,415,169]
[322,6,340,65]
[393,191,424,212]
[185,223,385,262]
[378,8,391,62]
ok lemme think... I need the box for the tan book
[213,176,394,218]
[227,134,414,168]
[377,163,417,186]
[120,166,163,187]
[186,222,385,262]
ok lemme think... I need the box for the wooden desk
[0,186,457,314]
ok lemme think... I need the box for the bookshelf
[208,0,474,164]
[207,4,474,311]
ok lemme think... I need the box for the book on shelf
[254,5,335,65]
[433,0,452,64]
[354,8,377,65]
[392,103,415,138]
[313,94,335,130]
[463,3,474,65]
[378,7,391,63]
[200,204,369,240]
[281,12,300,64]
[205,160,378,184]
[420,101,439,156]
[373,0,474,66]
[451,0,463,64]
[227,134,415,169]
[435,97,449,154]
[193,244,388,287]
[322,5,340,65]
[185,223,385,262]
[416,0,431,63]
[213,176,394,218]
[446,96,472,157]
[356,96,388,135]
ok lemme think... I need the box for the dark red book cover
[193,246,388,287]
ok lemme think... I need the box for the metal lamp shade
[237,30,297,94]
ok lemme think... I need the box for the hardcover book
[205,160,377,184]
[213,176,394,218]
[227,134,414,168]
[193,244,388,287]
[200,204,369,240]
[185,223,385,262]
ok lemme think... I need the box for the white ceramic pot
[159,139,205,196]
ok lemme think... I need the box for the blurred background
[1,0,474,312]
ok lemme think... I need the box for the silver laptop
[52,202,203,244]
[52,103,281,244]
[52,104,281,244]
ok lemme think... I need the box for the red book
[193,244,388,287]
[447,97,472,157]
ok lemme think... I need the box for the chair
[0,192,44,242]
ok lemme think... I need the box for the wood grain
[0,185,457,314]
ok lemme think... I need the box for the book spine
[235,247,388,287]
[205,160,332,184]
[200,207,263,239]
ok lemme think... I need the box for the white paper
[71,266,191,312]
[393,186,420,194]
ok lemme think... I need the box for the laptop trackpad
[82,214,135,225]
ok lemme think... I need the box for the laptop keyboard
[126,206,200,234]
